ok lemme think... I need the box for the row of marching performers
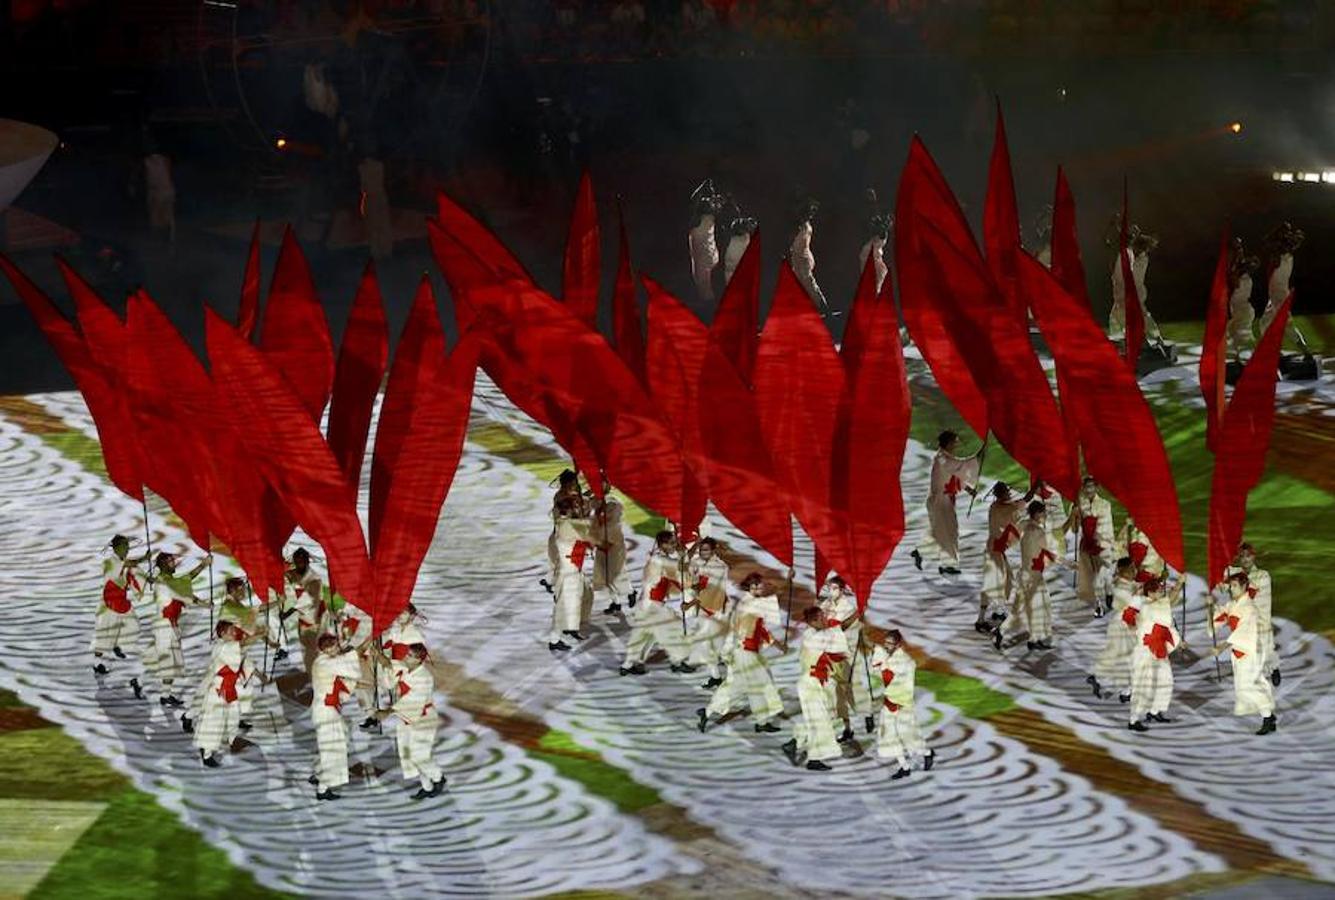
[543,470,934,776]
[92,535,445,800]
[912,431,1280,735]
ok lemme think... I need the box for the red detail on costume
[694,575,709,591]
[883,698,901,713]
[1128,541,1149,568]
[810,652,847,685]
[881,669,895,686]
[1031,549,1056,573]
[742,619,773,652]
[1135,570,1155,583]
[396,675,411,699]
[991,524,1019,554]
[217,666,240,703]
[1226,614,1240,632]
[102,580,132,614]
[943,475,963,499]
[1122,606,1139,629]
[324,676,350,710]
[568,541,592,569]
[1232,649,1245,659]
[1079,515,1102,556]
[1247,586,1258,599]
[162,599,186,626]
[649,577,681,603]
[1143,623,1175,660]
[1038,486,1054,499]
[341,616,360,636]
[387,642,410,661]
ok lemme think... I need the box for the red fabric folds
[1017,252,1183,570]
[1207,295,1290,586]
[237,219,262,340]
[983,105,1026,323]
[1201,232,1230,454]
[562,173,601,330]
[1119,183,1145,373]
[328,261,389,497]
[258,227,335,421]
[0,255,144,502]
[206,309,375,610]
[611,213,647,385]
[710,229,761,386]
[1050,168,1090,310]
[894,137,989,439]
[369,278,478,631]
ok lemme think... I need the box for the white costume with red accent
[685,554,732,679]
[915,450,981,566]
[1094,576,1140,694]
[1035,485,1068,554]
[591,498,631,604]
[92,556,144,657]
[981,497,1024,618]
[793,625,848,762]
[1011,521,1057,642]
[622,549,688,667]
[1227,564,1276,676]
[790,221,827,310]
[550,514,594,642]
[689,214,719,303]
[1129,594,1180,723]
[194,638,244,757]
[1216,593,1275,718]
[819,583,872,720]
[310,648,364,790]
[871,645,928,769]
[858,236,889,293]
[149,574,197,689]
[381,610,427,676]
[380,662,444,791]
[1110,248,1160,342]
[723,231,750,286]
[706,592,783,723]
[1119,521,1165,581]
[1072,492,1115,606]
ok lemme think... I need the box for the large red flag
[0,255,144,502]
[237,219,262,340]
[1207,296,1290,587]
[1018,252,1183,570]
[1050,168,1090,310]
[1119,183,1145,374]
[983,104,1026,324]
[894,137,989,439]
[369,279,478,631]
[611,212,647,385]
[1201,232,1231,454]
[917,222,1079,497]
[710,230,761,386]
[258,227,335,421]
[562,173,600,330]
[206,309,375,609]
[328,261,389,497]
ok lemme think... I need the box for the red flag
[917,222,1079,498]
[710,229,761,386]
[258,227,335,421]
[328,261,389,497]
[611,212,647,385]
[435,192,532,283]
[894,137,989,439]
[1018,252,1183,570]
[983,104,1026,323]
[1207,295,1290,586]
[562,173,600,330]
[1050,168,1090,310]
[370,279,478,631]
[0,255,144,502]
[839,252,881,379]
[206,309,375,609]
[1119,182,1145,374]
[237,219,262,340]
[1201,231,1231,454]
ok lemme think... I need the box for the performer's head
[1227,570,1250,598]
[1235,542,1257,570]
[937,430,959,452]
[1026,500,1046,522]
[740,572,764,594]
[317,633,340,655]
[155,551,176,574]
[554,496,580,519]
[1130,230,1158,257]
[292,548,310,573]
[558,469,579,491]
[697,537,717,561]
[217,621,242,641]
[404,643,429,670]
[109,534,130,558]
[730,216,758,238]
[882,628,904,652]
[824,574,846,595]
[802,606,825,629]
[1144,575,1168,597]
[225,576,246,599]
[991,482,1011,501]
[1116,556,1136,580]
[655,530,678,554]
[1081,476,1098,499]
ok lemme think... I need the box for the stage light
[275,137,288,150]
[1229,121,1243,134]
[1323,172,1335,184]
[1274,172,1295,182]
[1300,172,1321,183]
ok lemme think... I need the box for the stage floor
[1,348,1334,899]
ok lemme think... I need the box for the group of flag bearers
[91,536,447,801]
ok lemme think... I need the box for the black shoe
[129,678,143,699]
[939,566,960,576]
[627,591,638,608]
[865,715,876,734]
[755,722,780,733]
[1128,720,1149,732]
[619,662,646,676]
[923,749,935,771]
[911,549,923,571]
[238,720,253,732]
[548,641,571,652]
[159,695,182,708]
[113,646,127,659]
[1148,712,1171,723]
[563,630,585,641]
[974,620,993,634]
[837,726,854,744]
[411,788,432,800]
[1094,607,1105,618]
[200,750,220,768]
[1271,669,1282,687]
[181,715,194,734]
[1104,595,1114,613]
[990,611,1007,622]
[1257,715,1277,735]
[993,629,1004,651]
[93,663,109,675]
[430,778,446,796]
[1119,692,1131,703]
[604,603,622,615]
[359,717,379,731]
[806,760,831,771]
[275,648,288,661]
[316,789,340,801]
[891,767,910,780]
[1026,641,1038,651]
[701,677,723,689]
[1086,675,1102,698]
[1036,640,1054,650]
[670,662,698,674]
[308,775,319,785]
[781,739,799,767]
[539,578,553,595]
[696,708,708,732]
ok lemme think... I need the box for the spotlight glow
[275,137,288,150]
[1229,121,1243,134]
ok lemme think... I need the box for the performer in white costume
[819,575,873,737]
[310,633,366,800]
[1031,479,1068,555]
[1226,543,1278,686]
[684,538,732,687]
[278,547,323,667]
[92,535,147,689]
[548,495,594,652]
[381,602,428,673]
[698,573,784,733]
[688,180,723,304]
[148,550,211,707]
[541,470,588,595]
[1258,222,1305,346]
[375,643,447,798]
[620,531,692,675]
[782,607,848,771]
[789,199,828,313]
[193,622,249,767]
[998,502,1064,651]
[870,629,933,779]
[592,487,634,615]
[1210,572,1277,735]
[1118,517,1165,582]
[1109,223,1162,345]
[978,482,1025,633]
[1067,476,1115,613]
[1128,576,1185,732]
[722,215,757,286]
[857,211,891,293]
[1226,237,1258,354]
[1088,558,1140,702]
[911,431,981,576]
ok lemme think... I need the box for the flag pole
[966,434,990,517]
[781,569,794,652]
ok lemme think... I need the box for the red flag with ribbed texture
[206,309,375,609]
[753,262,850,580]
[0,255,144,502]
[258,227,335,421]
[1017,252,1183,570]
[983,105,1026,323]
[1119,183,1145,374]
[562,173,600,330]
[369,280,478,631]
[894,137,989,439]
[1050,168,1090,310]
[237,219,262,340]
[918,222,1079,498]
[710,230,761,386]
[1201,232,1231,454]
[126,293,286,598]
[328,261,389,497]
[611,213,647,385]
[1207,295,1290,586]
[839,253,880,379]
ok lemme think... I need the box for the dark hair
[317,634,339,652]
[215,621,233,639]
[293,548,310,563]
[407,642,429,659]
[740,573,764,590]
[1237,542,1255,554]
[555,496,578,517]
[698,537,717,551]
[802,606,822,624]
[110,534,129,547]
[885,629,903,645]
[155,551,173,570]
[991,482,1011,499]
[225,576,246,592]
[1227,571,1250,588]
[1027,500,1046,518]
[655,529,676,547]
[559,469,578,487]
[937,430,958,449]
[1116,556,1134,571]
